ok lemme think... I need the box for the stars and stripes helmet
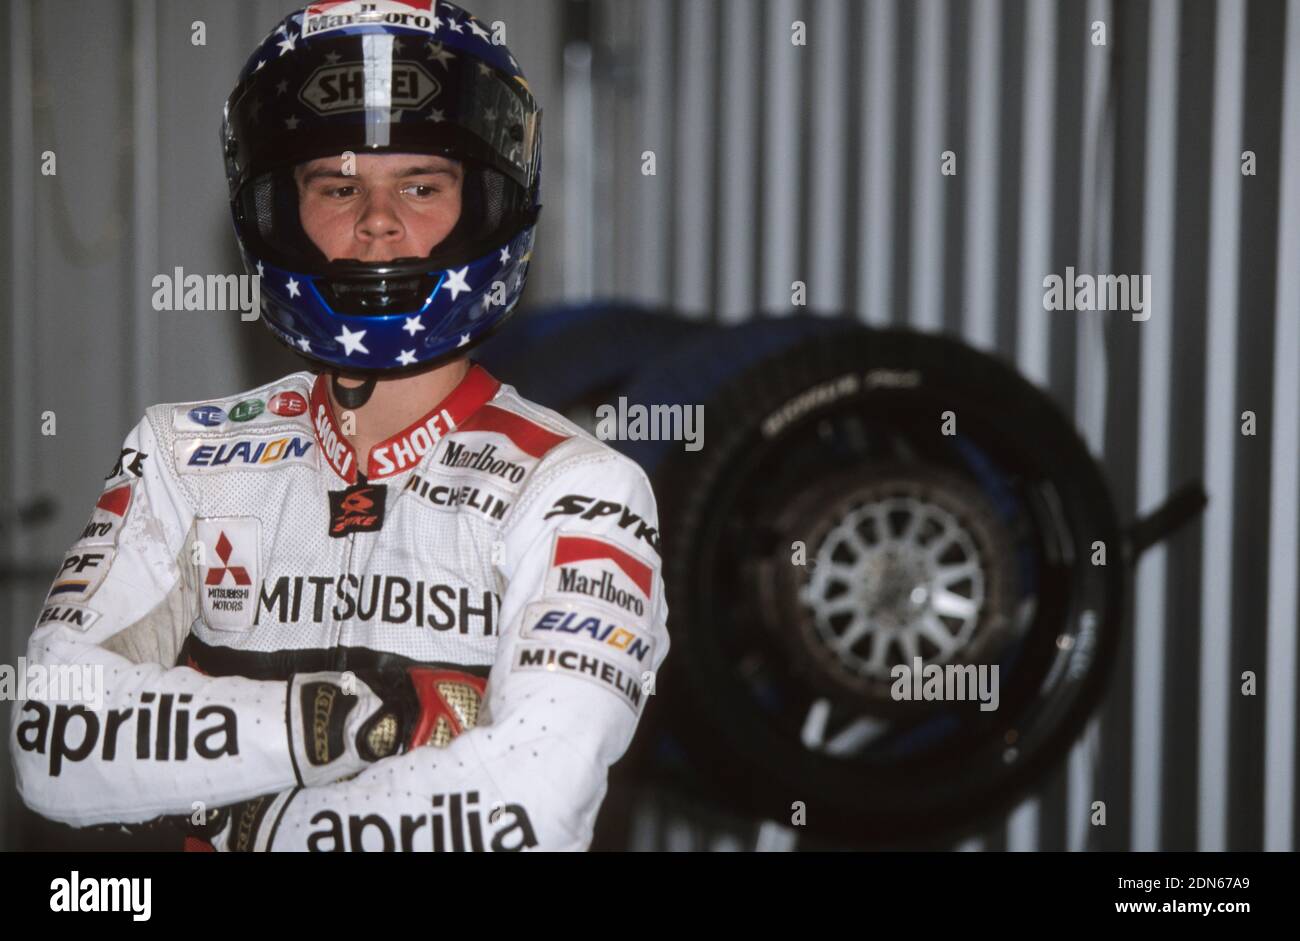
[221,1,542,373]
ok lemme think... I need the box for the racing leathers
[10,362,668,851]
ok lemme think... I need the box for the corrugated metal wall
[577,0,1299,852]
[2,0,1297,851]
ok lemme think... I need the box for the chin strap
[332,373,377,409]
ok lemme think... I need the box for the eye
[403,183,443,198]
[323,184,359,199]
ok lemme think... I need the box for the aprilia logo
[15,695,238,776]
[307,790,537,852]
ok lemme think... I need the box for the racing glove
[208,667,486,851]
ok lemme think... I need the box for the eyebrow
[297,163,462,185]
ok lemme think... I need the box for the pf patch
[196,518,260,631]
[46,548,115,603]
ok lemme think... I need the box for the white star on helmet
[335,326,369,356]
[442,266,471,301]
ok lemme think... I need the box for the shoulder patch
[171,380,312,435]
[456,404,569,458]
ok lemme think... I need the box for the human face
[294,153,464,263]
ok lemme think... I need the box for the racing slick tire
[640,324,1125,845]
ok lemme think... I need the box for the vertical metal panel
[635,0,672,305]
[1264,0,1300,853]
[961,0,1001,351]
[563,41,595,299]
[718,0,760,322]
[673,0,716,315]
[8,0,35,572]
[131,0,159,418]
[4,0,36,857]
[1014,0,1056,387]
[1068,0,1112,851]
[1198,0,1247,854]
[1132,0,1178,852]
[1005,0,1057,852]
[1228,0,1285,852]
[761,0,802,312]
[809,0,849,313]
[857,0,897,326]
[907,0,946,331]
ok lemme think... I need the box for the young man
[10,1,668,852]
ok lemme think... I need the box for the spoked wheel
[759,466,1019,714]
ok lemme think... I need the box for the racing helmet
[221,1,542,373]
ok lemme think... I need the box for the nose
[354,191,404,249]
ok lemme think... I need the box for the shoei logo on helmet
[300,60,440,115]
[302,0,439,39]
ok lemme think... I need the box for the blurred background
[2,0,1298,852]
